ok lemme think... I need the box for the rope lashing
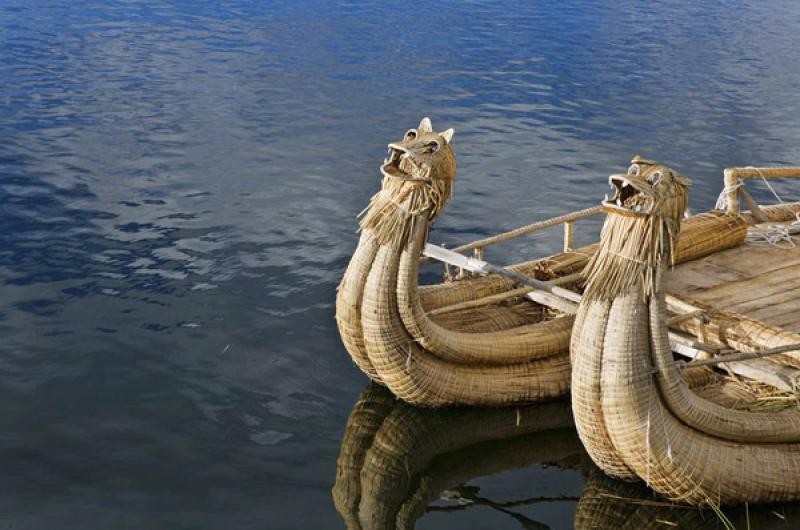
[744,167,800,247]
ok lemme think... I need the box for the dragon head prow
[602,155,692,223]
[360,118,457,246]
[584,157,693,301]
[380,117,456,183]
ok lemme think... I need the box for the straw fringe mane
[358,175,453,247]
[582,212,680,301]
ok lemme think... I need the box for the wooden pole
[677,343,800,369]
[423,243,583,303]
[563,221,574,252]
[443,205,602,256]
[724,166,800,216]
[427,272,582,317]
[422,242,800,390]
[723,168,740,215]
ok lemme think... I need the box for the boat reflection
[334,384,800,529]
[332,384,579,529]
[576,466,800,529]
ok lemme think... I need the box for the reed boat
[571,159,800,505]
[336,117,800,407]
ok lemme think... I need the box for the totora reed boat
[336,117,800,409]
[571,159,800,505]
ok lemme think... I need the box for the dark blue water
[2,1,800,529]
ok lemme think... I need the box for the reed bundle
[572,160,800,506]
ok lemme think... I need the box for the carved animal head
[584,157,693,301]
[360,118,456,246]
[380,117,456,183]
[602,155,692,223]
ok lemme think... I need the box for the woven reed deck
[668,240,800,332]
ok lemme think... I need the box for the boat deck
[669,238,800,333]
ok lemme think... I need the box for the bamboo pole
[443,205,602,256]
[423,243,583,303]
[724,166,800,215]
[739,187,766,222]
[667,309,706,327]
[427,272,582,317]
[677,344,800,369]
[423,243,800,390]
[563,221,574,252]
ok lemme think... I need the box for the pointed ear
[440,128,454,144]
[674,172,693,187]
[418,117,433,133]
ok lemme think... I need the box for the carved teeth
[604,193,609,201]
[616,198,622,206]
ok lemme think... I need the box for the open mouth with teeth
[602,174,651,215]
[381,144,432,181]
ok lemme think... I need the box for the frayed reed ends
[358,175,453,247]
[582,212,681,301]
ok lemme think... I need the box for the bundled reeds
[571,160,800,505]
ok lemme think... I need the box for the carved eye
[647,171,663,184]
[405,129,417,140]
[427,141,440,153]
[628,164,640,176]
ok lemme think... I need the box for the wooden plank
[778,318,800,334]
[668,259,749,293]
[686,265,800,307]
[728,284,800,315]
[697,243,800,276]
[743,297,800,325]
[669,241,800,304]
[759,306,800,330]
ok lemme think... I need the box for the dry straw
[337,121,800,407]
[572,159,800,506]
[337,122,800,411]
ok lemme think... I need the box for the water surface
[2,1,800,528]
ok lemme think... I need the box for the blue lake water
[2,1,800,528]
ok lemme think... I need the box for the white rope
[752,166,785,205]
[747,220,800,248]
[743,167,800,248]
[714,182,742,211]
